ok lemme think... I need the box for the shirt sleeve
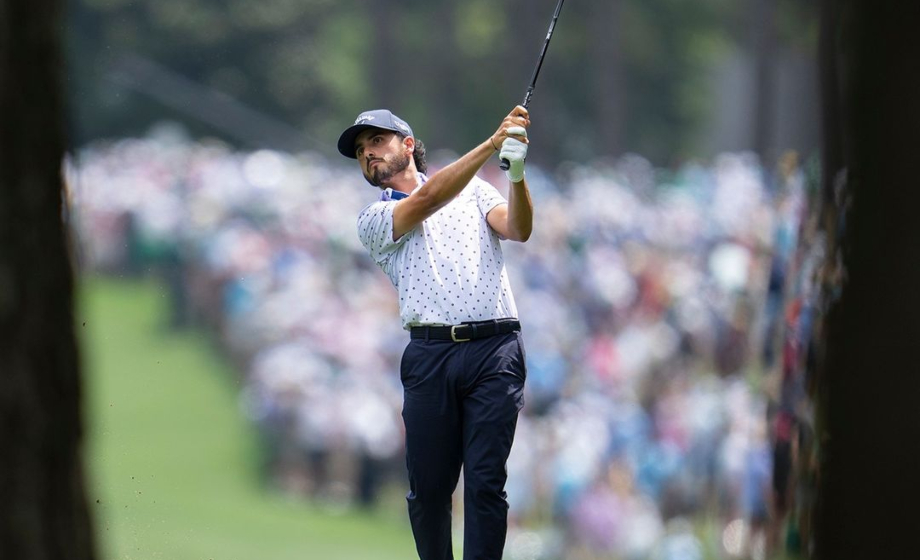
[356,200,407,266]
[474,177,508,217]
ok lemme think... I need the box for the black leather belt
[410,319,521,342]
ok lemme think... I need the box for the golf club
[500,0,566,171]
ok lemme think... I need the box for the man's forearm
[391,139,498,241]
[416,140,496,211]
[505,179,534,242]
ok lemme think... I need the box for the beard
[364,152,411,187]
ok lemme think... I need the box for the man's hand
[500,127,528,183]
[491,106,530,148]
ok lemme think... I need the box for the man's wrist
[506,168,525,183]
[489,136,500,151]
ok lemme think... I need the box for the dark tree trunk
[589,0,625,158]
[815,2,920,559]
[0,1,97,559]
[369,0,399,111]
[751,0,777,162]
[428,0,458,141]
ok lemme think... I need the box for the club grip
[499,92,531,172]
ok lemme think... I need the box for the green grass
[79,276,417,560]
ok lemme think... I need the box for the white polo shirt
[357,173,519,330]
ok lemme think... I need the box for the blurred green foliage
[66,0,815,165]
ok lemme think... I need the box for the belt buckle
[450,325,471,342]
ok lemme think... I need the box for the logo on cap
[355,114,376,124]
[395,122,410,133]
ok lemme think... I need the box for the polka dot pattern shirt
[357,173,519,330]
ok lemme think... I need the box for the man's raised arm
[393,106,531,240]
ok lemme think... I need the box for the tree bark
[815,2,920,559]
[589,0,625,158]
[0,1,97,559]
[369,0,400,112]
[751,0,777,162]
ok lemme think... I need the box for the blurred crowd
[67,124,824,560]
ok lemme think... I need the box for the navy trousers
[400,331,527,560]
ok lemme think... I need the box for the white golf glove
[500,126,528,183]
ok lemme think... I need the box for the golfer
[337,105,533,560]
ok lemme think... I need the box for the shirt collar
[379,173,428,201]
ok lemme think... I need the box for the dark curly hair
[397,133,427,175]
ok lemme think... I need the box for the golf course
[80,276,417,560]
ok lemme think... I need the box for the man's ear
[403,136,415,155]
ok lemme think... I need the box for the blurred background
[64,1,826,559]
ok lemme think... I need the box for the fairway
[79,276,417,560]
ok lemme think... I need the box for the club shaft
[501,0,565,171]
[523,0,565,108]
